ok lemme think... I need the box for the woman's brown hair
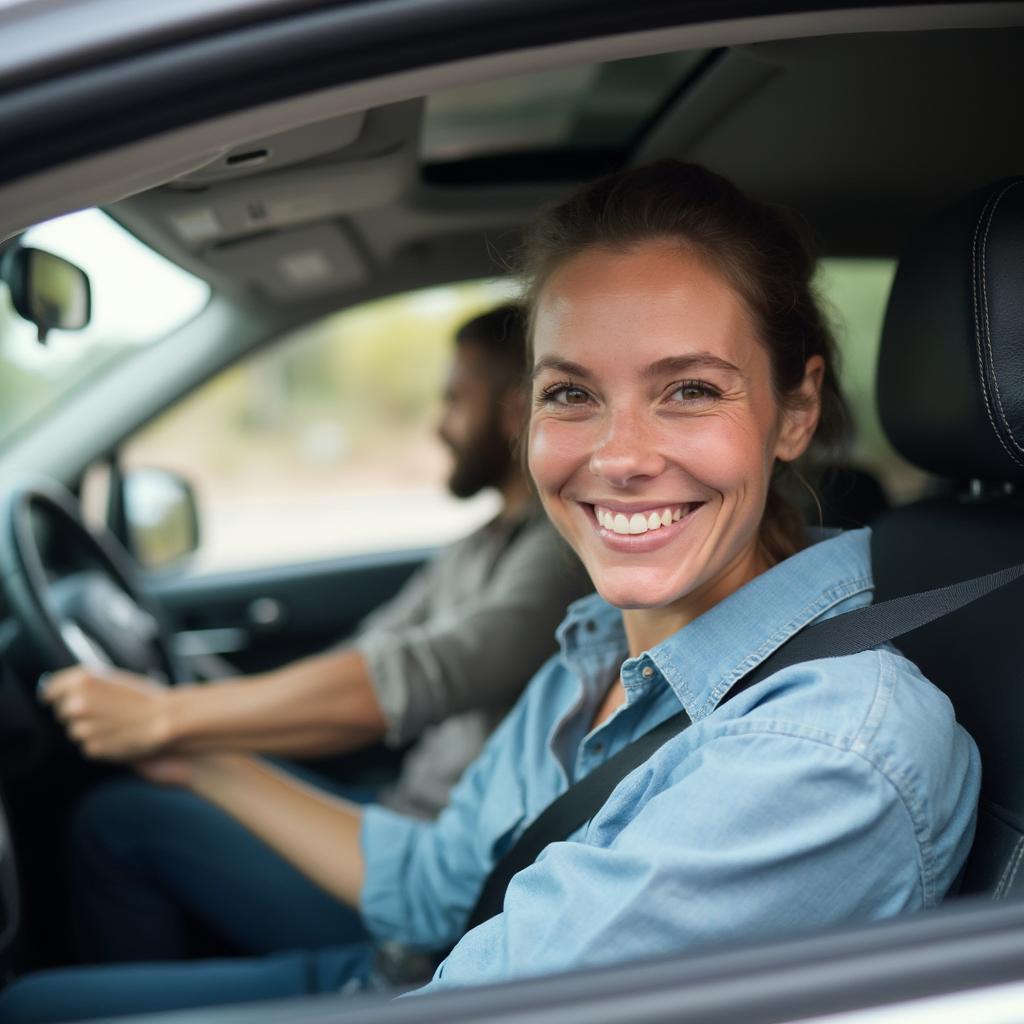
[517,160,847,562]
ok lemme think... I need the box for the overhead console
[159,103,420,246]
[113,101,423,302]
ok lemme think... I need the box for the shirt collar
[557,528,874,721]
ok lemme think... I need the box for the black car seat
[872,177,1024,900]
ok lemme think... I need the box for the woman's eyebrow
[531,357,589,380]
[642,354,744,380]
[531,353,744,381]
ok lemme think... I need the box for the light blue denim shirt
[359,528,980,992]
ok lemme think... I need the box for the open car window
[120,277,516,573]
[814,257,923,499]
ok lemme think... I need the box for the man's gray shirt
[353,505,592,818]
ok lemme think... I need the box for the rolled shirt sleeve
[355,514,590,747]
[358,674,542,949]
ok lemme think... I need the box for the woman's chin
[593,575,692,612]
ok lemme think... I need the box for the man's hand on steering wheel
[40,666,173,762]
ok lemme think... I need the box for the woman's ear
[775,355,825,463]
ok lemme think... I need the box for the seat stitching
[976,179,1024,466]
[1003,839,1024,898]
[970,189,1006,462]
[993,834,1024,900]
[980,180,1024,457]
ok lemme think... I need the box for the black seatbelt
[463,558,1024,933]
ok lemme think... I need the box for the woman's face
[528,241,821,625]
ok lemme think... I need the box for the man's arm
[44,542,447,763]
[43,648,387,762]
[157,752,367,906]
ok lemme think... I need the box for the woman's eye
[669,380,719,404]
[538,382,590,407]
[560,387,590,405]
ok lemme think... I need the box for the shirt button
[584,620,597,633]
[641,666,655,679]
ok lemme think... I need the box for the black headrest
[878,178,1024,483]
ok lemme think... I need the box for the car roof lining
[1,2,1021,244]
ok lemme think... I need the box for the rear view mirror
[1,245,91,342]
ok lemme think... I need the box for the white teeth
[595,504,697,535]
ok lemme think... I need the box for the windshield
[0,208,210,447]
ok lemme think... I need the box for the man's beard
[447,414,511,499]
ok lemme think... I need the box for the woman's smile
[580,499,705,551]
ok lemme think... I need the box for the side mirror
[1,245,91,342]
[122,468,200,571]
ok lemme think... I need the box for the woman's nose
[588,409,666,487]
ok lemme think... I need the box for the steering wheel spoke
[0,480,182,684]
[56,620,113,673]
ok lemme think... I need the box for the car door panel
[144,547,431,677]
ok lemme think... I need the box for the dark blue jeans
[70,770,377,962]
[0,944,378,1023]
[0,769,386,1022]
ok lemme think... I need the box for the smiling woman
[0,162,980,1023]
[524,163,837,650]
[529,247,810,625]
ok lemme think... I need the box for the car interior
[1,2,1024,1020]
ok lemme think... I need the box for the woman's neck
[620,540,774,657]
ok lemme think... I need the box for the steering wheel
[0,479,182,683]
